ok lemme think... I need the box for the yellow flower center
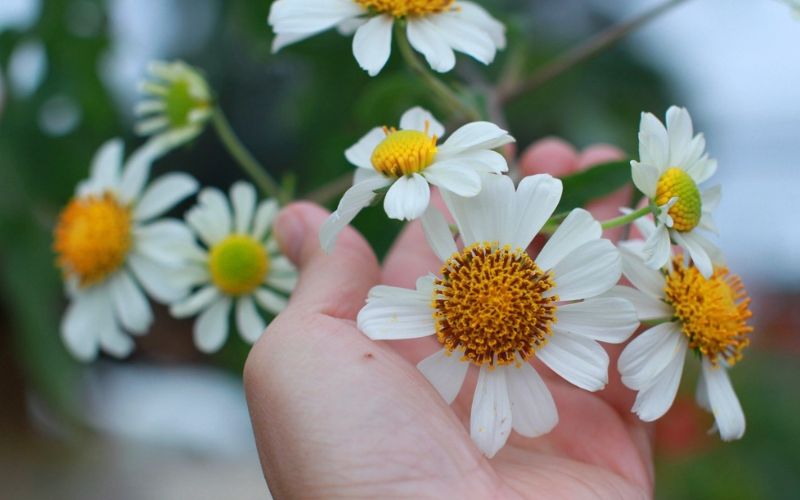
[433,243,559,367]
[655,167,702,232]
[53,193,133,287]
[209,235,270,296]
[371,126,438,177]
[355,0,455,17]
[664,258,753,366]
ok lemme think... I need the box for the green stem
[211,106,287,203]
[600,205,653,230]
[395,26,481,121]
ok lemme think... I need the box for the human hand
[244,138,653,499]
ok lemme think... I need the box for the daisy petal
[383,174,430,221]
[320,176,391,252]
[194,297,232,353]
[430,10,496,65]
[109,270,153,334]
[252,199,280,241]
[357,285,434,340]
[127,254,189,303]
[119,138,163,203]
[638,112,669,171]
[441,173,512,245]
[352,14,393,77]
[457,1,506,49]
[537,330,608,391]
[269,0,364,36]
[438,122,514,156]
[504,174,562,249]
[701,358,745,441]
[422,162,481,197]
[555,297,639,344]
[672,231,713,278]
[470,366,512,458]
[417,349,469,404]
[421,205,458,262]
[536,208,600,271]
[547,239,621,301]
[61,292,104,361]
[506,361,558,437]
[88,138,123,193]
[630,161,661,200]
[134,173,198,221]
[434,149,508,173]
[602,285,672,321]
[406,18,456,73]
[133,219,196,267]
[345,127,385,169]
[399,106,445,137]
[665,106,693,162]
[236,295,266,343]
[231,182,257,234]
[618,322,685,390]
[619,246,667,299]
[254,287,289,315]
[99,322,135,358]
[170,285,220,318]
[642,223,672,271]
[631,336,687,421]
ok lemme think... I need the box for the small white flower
[136,61,212,154]
[320,106,514,252]
[54,138,199,361]
[631,106,721,278]
[609,242,752,441]
[357,174,639,457]
[168,183,297,353]
[268,0,506,76]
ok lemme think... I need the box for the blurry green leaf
[556,159,631,212]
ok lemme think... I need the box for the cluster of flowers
[51,0,754,460]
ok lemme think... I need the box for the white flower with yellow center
[268,0,505,76]
[631,106,721,278]
[609,242,752,441]
[320,106,513,252]
[53,139,199,361]
[356,174,639,457]
[136,61,212,154]
[168,183,297,353]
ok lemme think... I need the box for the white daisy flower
[268,0,506,76]
[135,61,212,154]
[53,138,199,361]
[610,242,752,441]
[320,106,514,252]
[631,106,721,278]
[357,174,639,457]
[168,182,297,353]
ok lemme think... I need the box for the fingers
[578,145,632,241]
[519,137,579,177]
[272,201,380,320]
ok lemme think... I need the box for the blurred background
[0,0,798,498]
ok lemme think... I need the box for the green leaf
[556,159,632,212]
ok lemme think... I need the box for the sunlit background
[1,0,798,498]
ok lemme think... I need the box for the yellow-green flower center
[655,167,702,232]
[165,79,207,128]
[371,128,438,177]
[355,0,455,17]
[53,193,133,287]
[209,235,270,296]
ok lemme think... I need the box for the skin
[244,138,653,499]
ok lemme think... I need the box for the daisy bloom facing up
[53,138,199,361]
[631,106,721,277]
[268,0,505,76]
[356,174,639,457]
[320,106,513,252]
[169,183,297,353]
[611,243,752,441]
[136,61,212,153]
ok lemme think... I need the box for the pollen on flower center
[355,0,455,17]
[371,126,438,177]
[433,243,559,367]
[53,193,133,287]
[664,257,753,366]
[655,167,702,232]
[209,235,270,296]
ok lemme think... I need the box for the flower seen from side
[631,106,721,277]
[53,138,199,361]
[356,173,639,457]
[320,106,514,252]
[268,0,506,76]
[168,183,297,353]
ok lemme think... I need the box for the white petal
[470,367,512,458]
[109,270,153,334]
[503,174,562,249]
[357,285,435,340]
[422,162,481,197]
[264,273,297,295]
[186,188,232,246]
[442,173,513,245]
[619,245,667,299]
[61,292,104,361]
[672,231,713,278]
[236,295,266,344]
[701,358,745,441]
[438,122,514,156]
[537,331,609,391]
[399,106,445,137]
[421,205,458,262]
[630,336,687,422]
[88,138,123,193]
[406,18,456,73]
[345,127,385,169]
[602,285,672,321]
[231,182,257,234]
[383,174,430,221]
[134,173,198,221]
[269,0,364,35]
[254,287,289,315]
[319,176,391,252]
[252,199,280,241]
[193,297,232,353]
[170,285,220,318]
[118,138,164,203]
[352,14,393,77]
[354,167,382,185]
[127,254,190,303]
[687,157,717,185]
[555,297,639,344]
[638,112,669,171]
[665,106,694,163]
[99,322,135,358]
[133,219,197,267]
[548,239,621,301]
[457,2,506,50]
[618,322,685,390]
[536,208,599,271]
[642,223,672,271]
[271,32,316,52]
[630,161,661,199]
[506,361,558,437]
[417,349,468,404]
[435,149,508,173]
[429,9,497,65]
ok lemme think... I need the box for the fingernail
[273,208,305,262]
